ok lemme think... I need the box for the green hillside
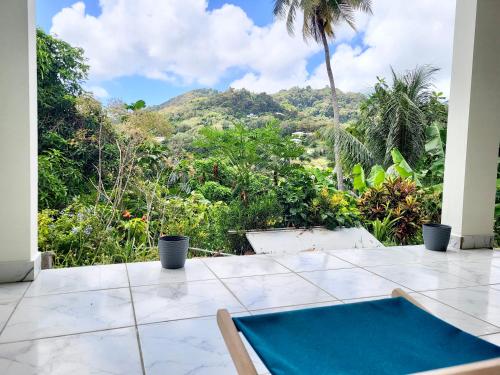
[154,86,365,154]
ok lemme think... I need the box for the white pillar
[0,0,40,281]
[441,0,500,249]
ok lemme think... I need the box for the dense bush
[38,191,231,267]
[310,188,360,229]
[358,178,425,245]
[199,181,233,202]
[38,150,84,209]
[277,168,318,227]
[227,191,284,231]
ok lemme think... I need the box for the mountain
[154,86,365,153]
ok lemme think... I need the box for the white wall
[0,0,39,275]
[442,0,500,247]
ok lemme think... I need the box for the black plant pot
[158,235,189,269]
[422,224,451,252]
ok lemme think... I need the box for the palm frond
[274,0,372,41]
[324,126,374,170]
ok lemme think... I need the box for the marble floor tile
[270,252,354,272]
[139,317,268,375]
[326,248,426,267]
[0,283,30,332]
[300,268,403,299]
[398,246,499,260]
[424,259,500,285]
[127,259,215,286]
[366,264,476,291]
[0,327,142,375]
[0,283,30,302]
[423,286,500,327]
[0,300,17,332]
[481,333,500,346]
[25,264,128,297]
[409,293,500,336]
[203,255,289,278]
[250,300,343,315]
[0,288,134,343]
[132,279,245,324]
[222,273,334,310]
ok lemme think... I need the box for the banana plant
[352,148,420,194]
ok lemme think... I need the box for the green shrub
[310,187,360,229]
[159,192,230,252]
[38,149,84,209]
[277,168,317,227]
[199,181,233,202]
[227,191,284,231]
[358,178,425,245]
[38,192,232,267]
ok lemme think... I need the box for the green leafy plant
[199,181,233,202]
[38,150,84,209]
[227,191,284,231]
[277,168,317,227]
[358,178,425,245]
[352,148,419,194]
[370,215,400,244]
[310,188,360,229]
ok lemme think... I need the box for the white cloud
[51,0,319,92]
[51,0,456,95]
[87,85,109,99]
[306,0,456,94]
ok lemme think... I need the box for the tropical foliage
[35,29,499,267]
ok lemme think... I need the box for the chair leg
[217,309,258,375]
[391,288,428,311]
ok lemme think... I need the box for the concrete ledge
[449,234,494,250]
[0,252,41,283]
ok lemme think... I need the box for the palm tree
[273,0,372,190]
[364,65,439,167]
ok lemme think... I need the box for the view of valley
[34,1,499,268]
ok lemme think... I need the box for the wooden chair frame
[216,288,500,375]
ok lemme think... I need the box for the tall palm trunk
[319,23,344,190]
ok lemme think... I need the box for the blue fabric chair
[217,289,500,375]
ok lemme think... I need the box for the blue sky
[36,0,297,105]
[36,0,455,106]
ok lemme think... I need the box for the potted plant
[422,223,451,252]
[158,235,189,269]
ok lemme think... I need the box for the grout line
[129,276,217,288]
[206,254,343,303]
[22,285,131,298]
[275,261,342,301]
[134,310,248,328]
[201,256,292,279]
[201,259,252,315]
[0,282,32,338]
[0,324,137,345]
[413,290,500,330]
[125,263,147,375]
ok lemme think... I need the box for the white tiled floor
[0,245,499,374]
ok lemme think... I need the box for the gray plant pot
[422,223,451,252]
[158,235,189,269]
